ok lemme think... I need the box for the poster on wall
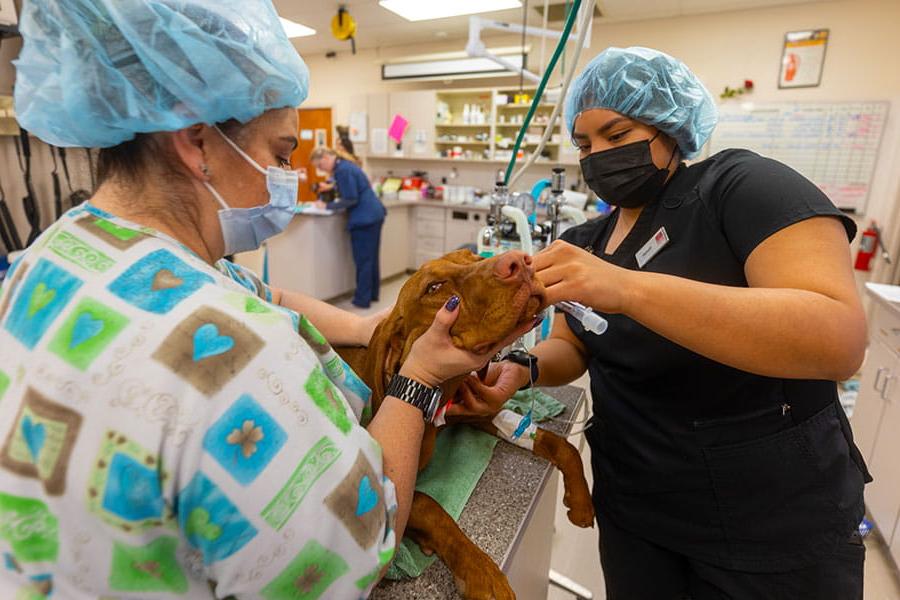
[779,29,829,88]
[349,112,367,142]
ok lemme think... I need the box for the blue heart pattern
[70,312,104,349]
[355,475,378,517]
[21,415,46,462]
[192,323,234,362]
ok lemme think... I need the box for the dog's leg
[472,420,594,529]
[532,428,594,528]
[405,491,516,600]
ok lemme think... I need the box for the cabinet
[388,91,436,158]
[412,205,446,268]
[380,205,410,279]
[854,284,900,568]
[444,208,485,251]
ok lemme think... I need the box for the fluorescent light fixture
[279,17,316,38]
[383,52,525,80]
[379,0,522,22]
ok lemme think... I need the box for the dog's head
[366,249,546,402]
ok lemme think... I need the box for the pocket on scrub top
[702,403,852,569]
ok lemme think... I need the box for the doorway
[292,107,333,202]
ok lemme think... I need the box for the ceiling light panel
[379,0,522,22]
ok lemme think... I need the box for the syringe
[556,301,608,335]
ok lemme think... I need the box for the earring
[199,164,210,177]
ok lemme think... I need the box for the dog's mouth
[517,292,546,326]
[467,283,547,354]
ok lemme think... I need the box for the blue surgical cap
[13,0,310,148]
[565,47,717,159]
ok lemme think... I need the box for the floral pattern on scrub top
[0,203,394,599]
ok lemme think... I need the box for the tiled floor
[334,276,900,599]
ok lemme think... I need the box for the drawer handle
[883,374,897,402]
[875,367,888,392]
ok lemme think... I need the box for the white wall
[302,0,900,279]
[1,0,899,281]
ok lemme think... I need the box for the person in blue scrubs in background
[311,147,386,308]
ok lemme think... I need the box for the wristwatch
[385,374,443,424]
[500,350,539,390]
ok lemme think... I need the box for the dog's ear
[367,309,406,405]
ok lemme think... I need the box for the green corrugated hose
[503,0,582,185]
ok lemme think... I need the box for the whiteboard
[707,101,889,213]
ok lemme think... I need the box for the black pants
[597,511,865,600]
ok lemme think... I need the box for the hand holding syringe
[555,301,608,335]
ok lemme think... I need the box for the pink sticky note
[388,114,408,142]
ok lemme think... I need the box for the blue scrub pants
[349,222,383,308]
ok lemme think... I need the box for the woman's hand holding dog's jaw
[399,295,537,389]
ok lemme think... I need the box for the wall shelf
[434,87,573,165]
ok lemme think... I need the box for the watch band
[501,350,539,390]
[385,374,442,424]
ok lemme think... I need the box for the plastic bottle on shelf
[463,104,471,125]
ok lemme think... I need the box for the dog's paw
[563,490,595,528]
[567,503,595,528]
[453,559,516,600]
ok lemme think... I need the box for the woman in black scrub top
[450,47,871,600]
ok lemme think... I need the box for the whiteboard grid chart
[708,102,889,213]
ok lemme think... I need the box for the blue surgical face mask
[204,126,299,255]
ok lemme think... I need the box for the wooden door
[292,107,332,202]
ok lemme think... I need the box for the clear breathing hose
[507,0,592,189]
[502,0,583,185]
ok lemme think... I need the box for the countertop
[292,199,493,217]
[866,282,900,318]
[371,385,587,599]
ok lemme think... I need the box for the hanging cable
[14,130,39,246]
[519,0,528,93]
[508,0,592,187]
[538,0,549,80]
[0,181,15,252]
[503,0,582,185]
[50,147,63,221]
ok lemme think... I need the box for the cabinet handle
[875,366,888,392]
[883,375,897,402]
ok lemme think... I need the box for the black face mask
[580,134,676,209]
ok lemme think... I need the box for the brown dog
[337,249,594,600]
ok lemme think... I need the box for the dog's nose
[494,251,529,282]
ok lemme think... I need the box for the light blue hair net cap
[13,0,310,148]
[564,47,717,159]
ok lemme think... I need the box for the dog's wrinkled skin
[337,249,593,600]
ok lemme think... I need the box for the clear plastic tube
[556,301,608,335]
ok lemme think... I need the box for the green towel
[385,388,565,580]
[504,388,566,422]
[386,425,499,579]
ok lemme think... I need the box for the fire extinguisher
[855,222,879,271]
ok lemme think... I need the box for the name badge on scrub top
[635,227,669,269]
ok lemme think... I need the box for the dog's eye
[425,281,444,295]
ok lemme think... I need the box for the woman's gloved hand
[399,296,535,389]
[533,239,632,313]
[446,361,530,419]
